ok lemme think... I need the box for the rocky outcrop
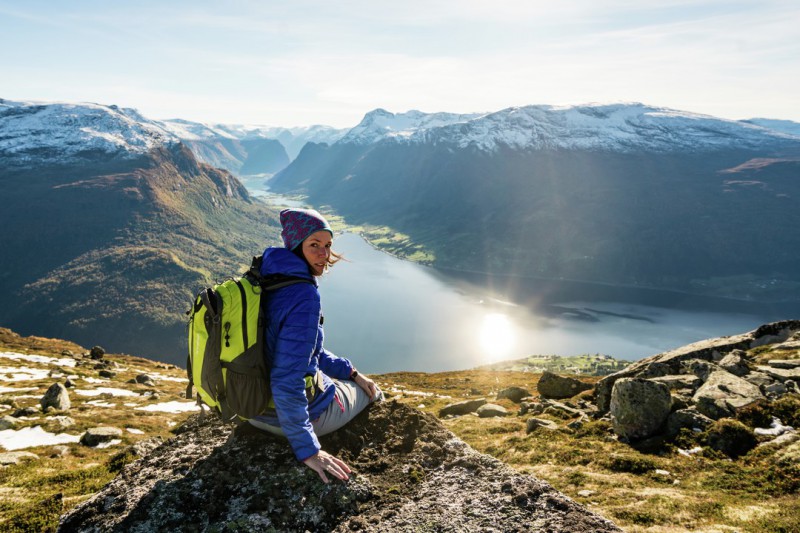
[58,401,620,532]
[596,320,800,413]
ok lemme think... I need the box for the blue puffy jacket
[251,247,353,461]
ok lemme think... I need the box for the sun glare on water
[479,312,516,363]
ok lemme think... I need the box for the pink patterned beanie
[280,208,333,250]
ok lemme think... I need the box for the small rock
[438,398,487,417]
[64,378,75,388]
[666,408,714,436]
[50,445,71,458]
[49,415,76,429]
[90,346,105,360]
[768,360,800,369]
[0,415,18,430]
[12,407,39,418]
[577,490,596,498]
[496,387,530,403]
[477,404,508,418]
[41,383,71,412]
[135,374,156,386]
[61,350,74,356]
[0,451,39,465]
[526,417,559,433]
[99,370,117,379]
[80,427,124,447]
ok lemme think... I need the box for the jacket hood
[261,247,317,284]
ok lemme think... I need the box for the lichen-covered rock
[0,415,18,430]
[58,402,620,532]
[537,371,592,399]
[438,398,487,417]
[692,370,763,420]
[41,382,71,412]
[610,378,671,441]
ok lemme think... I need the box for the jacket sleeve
[319,347,353,380]
[270,284,323,461]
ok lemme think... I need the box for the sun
[478,313,516,363]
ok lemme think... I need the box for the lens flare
[479,312,515,362]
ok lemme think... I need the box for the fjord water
[316,233,781,374]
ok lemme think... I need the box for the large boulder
[537,371,592,399]
[609,378,671,441]
[692,370,763,420]
[40,383,71,412]
[58,402,620,532]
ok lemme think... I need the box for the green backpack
[185,257,308,420]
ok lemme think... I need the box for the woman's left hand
[354,373,379,401]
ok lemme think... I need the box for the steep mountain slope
[270,104,800,302]
[0,99,281,363]
[154,119,290,175]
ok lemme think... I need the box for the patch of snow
[754,417,794,436]
[147,373,189,383]
[0,425,80,451]
[95,439,122,449]
[74,387,139,397]
[126,428,145,434]
[86,400,116,408]
[135,401,201,413]
[0,351,76,368]
[677,446,703,457]
[0,366,52,381]
[81,377,110,384]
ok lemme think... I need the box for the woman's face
[301,230,332,276]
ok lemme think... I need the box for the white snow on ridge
[0,99,177,165]
[340,108,484,145]
[341,103,798,153]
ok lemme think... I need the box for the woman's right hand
[303,449,351,483]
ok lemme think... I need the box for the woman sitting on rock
[249,208,382,483]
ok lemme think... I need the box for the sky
[1,0,798,128]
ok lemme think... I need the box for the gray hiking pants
[249,379,381,438]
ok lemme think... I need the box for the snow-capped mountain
[742,118,800,138]
[271,102,800,301]
[0,99,178,166]
[339,108,484,145]
[337,103,798,153]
